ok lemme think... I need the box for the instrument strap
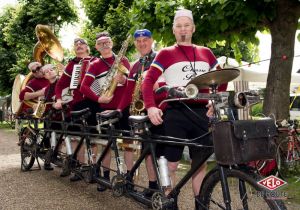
[134,51,156,81]
[99,54,115,69]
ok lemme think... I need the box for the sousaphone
[11,24,64,116]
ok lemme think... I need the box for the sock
[149,180,158,189]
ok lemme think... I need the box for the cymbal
[187,68,240,88]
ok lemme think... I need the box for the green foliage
[0,0,78,95]
[129,0,179,46]
[251,103,263,117]
[0,6,17,95]
[104,1,132,51]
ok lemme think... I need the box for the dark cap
[133,29,152,39]
[74,38,88,45]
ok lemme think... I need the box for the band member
[19,62,49,114]
[43,64,59,111]
[54,38,92,110]
[18,62,52,170]
[142,9,227,209]
[54,38,96,181]
[80,32,130,191]
[117,29,165,196]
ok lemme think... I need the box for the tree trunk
[263,0,300,120]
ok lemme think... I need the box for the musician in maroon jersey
[142,9,227,209]
[54,38,97,181]
[19,61,49,114]
[117,29,166,197]
[54,38,93,110]
[80,32,130,191]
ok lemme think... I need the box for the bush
[251,103,263,117]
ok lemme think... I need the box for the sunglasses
[32,66,41,73]
[74,38,87,45]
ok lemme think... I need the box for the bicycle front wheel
[276,139,300,180]
[20,127,36,171]
[198,167,286,210]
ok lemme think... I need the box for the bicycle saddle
[97,110,122,120]
[128,115,149,124]
[70,108,90,117]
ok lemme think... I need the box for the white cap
[41,64,55,72]
[174,9,194,22]
[28,62,41,71]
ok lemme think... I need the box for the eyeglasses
[32,66,41,73]
[74,38,87,45]
[96,41,112,47]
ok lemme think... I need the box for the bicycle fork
[218,165,249,210]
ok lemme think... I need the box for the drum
[11,74,25,114]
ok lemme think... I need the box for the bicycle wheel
[276,139,300,180]
[20,127,36,171]
[198,167,286,210]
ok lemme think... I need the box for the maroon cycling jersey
[143,44,227,108]
[80,55,130,109]
[19,78,49,101]
[55,56,95,107]
[44,80,57,112]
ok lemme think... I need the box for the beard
[180,34,192,42]
[181,35,186,42]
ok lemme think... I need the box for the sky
[0,0,299,73]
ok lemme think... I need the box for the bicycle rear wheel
[20,127,36,171]
[276,139,300,180]
[198,167,286,210]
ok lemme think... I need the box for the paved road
[0,128,299,210]
[0,128,143,210]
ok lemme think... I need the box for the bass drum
[11,74,25,114]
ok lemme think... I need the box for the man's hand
[98,95,113,104]
[114,73,126,85]
[53,99,63,110]
[147,107,163,125]
[206,102,214,117]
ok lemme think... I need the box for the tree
[0,0,78,94]
[81,0,133,51]
[0,6,17,95]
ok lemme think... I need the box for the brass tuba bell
[33,24,64,64]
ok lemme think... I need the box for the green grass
[279,177,300,204]
[0,122,14,129]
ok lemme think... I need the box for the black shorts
[162,103,211,163]
[117,106,131,131]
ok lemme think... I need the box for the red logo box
[257,175,287,191]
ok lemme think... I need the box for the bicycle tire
[20,127,35,171]
[276,139,300,180]
[198,167,286,210]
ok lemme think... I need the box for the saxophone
[32,97,46,118]
[129,56,147,115]
[98,35,131,97]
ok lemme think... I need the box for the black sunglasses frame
[32,66,41,73]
